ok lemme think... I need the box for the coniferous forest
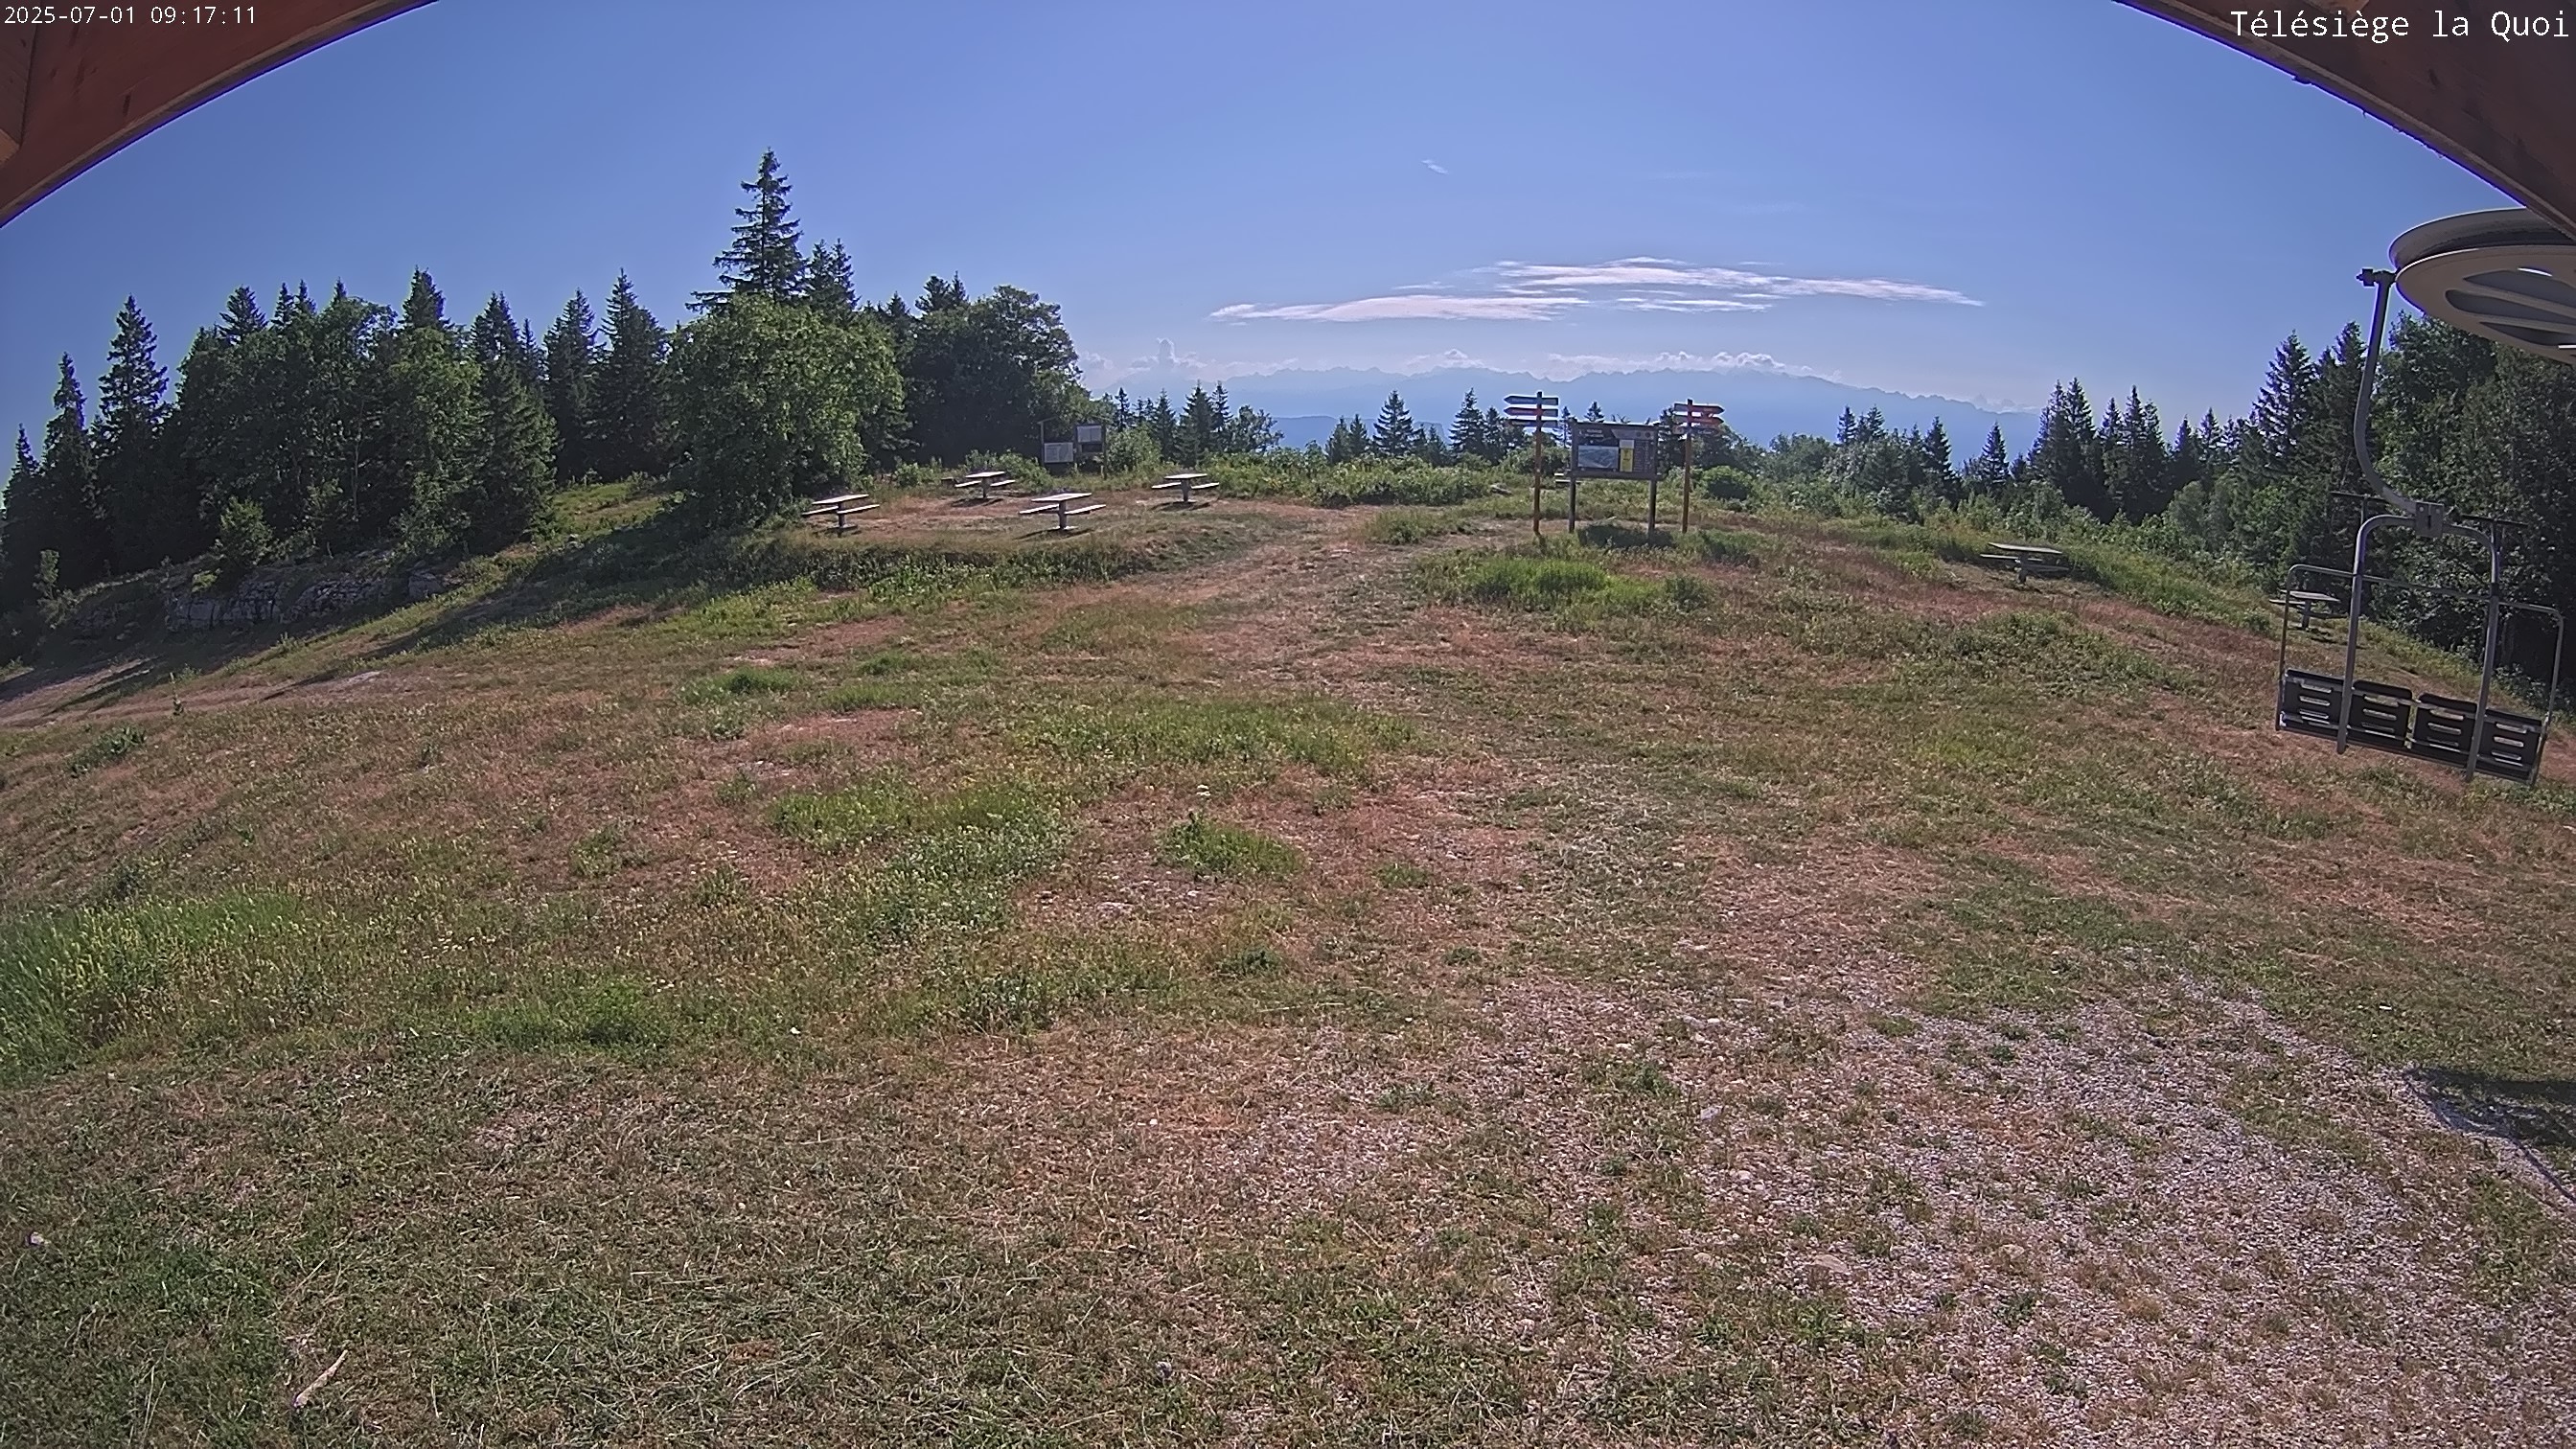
[8,150,2576,678]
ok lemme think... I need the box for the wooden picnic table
[1151,472,1221,506]
[799,492,879,533]
[1020,491,1103,533]
[954,472,1014,503]
[1979,540,2068,584]
[2269,587,2343,630]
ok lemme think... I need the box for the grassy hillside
[2,473,2570,1445]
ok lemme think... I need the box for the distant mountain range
[1192,366,2042,457]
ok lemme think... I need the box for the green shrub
[207,499,270,586]
[67,725,146,777]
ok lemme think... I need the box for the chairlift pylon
[2272,211,2575,785]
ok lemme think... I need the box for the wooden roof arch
[1,2,2571,236]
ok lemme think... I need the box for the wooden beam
[0,26,32,167]
[0,1,429,226]
[2119,2,2576,240]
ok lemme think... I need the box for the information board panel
[1043,441,1077,465]
[1073,423,1107,454]
[1568,422,1659,479]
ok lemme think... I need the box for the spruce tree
[804,241,859,319]
[463,345,557,551]
[542,290,600,483]
[1963,425,2012,498]
[699,150,806,310]
[163,289,268,564]
[299,286,397,555]
[36,357,112,589]
[94,297,171,572]
[1371,391,1416,456]
[0,429,38,607]
[591,273,670,480]
[1917,417,1958,507]
[469,294,523,376]
[1146,393,1179,458]
[1449,391,1486,460]
[1179,384,1223,464]
[383,273,483,553]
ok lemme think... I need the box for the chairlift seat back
[2278,670,2412,748]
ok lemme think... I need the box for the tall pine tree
[803,242,859,319]
[698,150,806,310]
[591,273,670,480]
[94,297,170,572]
[39,356,113,590]
[1449,391,1487,460]
[1371,391,1415,456]
[543,290,600,483]
[463,337,557,551]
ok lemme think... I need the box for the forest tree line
[9,148,2576,668]
[0,150,1094,609]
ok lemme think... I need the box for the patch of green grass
[891,931,1183,1033]
[1687,526,1765,566]
[2060,541,2259,628]
[471,975,678,1051]
[1416,546,1710,621]
[570,825,648,879]
[1154,814,1301,881]
[678,664,800,703]
[770,773,1058,856]
[1925,610,2184,697]
[2463,1173,2569,1305]
[66,724,147,776]
[1362,508,1469,545]
[1374,861,1434,889]
[0,893,324,1082]
[0,1184,286,1444]
[1905,867,2168,1015]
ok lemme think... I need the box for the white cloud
[1614,296,1774,313]
[1421,159,1449,174]
[1492,257,1979,307]
[1534,350,1827,380]
[1211,294,1584,323]
[1211,254,1978,325]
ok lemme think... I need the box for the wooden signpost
[1503,393,1561,539]
[1669,400,1726,535]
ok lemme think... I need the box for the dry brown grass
[2,489,2572,1445]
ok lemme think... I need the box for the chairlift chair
[2272,209,2573,785]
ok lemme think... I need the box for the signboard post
[1074,422,1109,483]
[1670,400,1725,535]
[1565,419,1661,532]
[1504,394,1562,539]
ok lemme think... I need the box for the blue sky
[0,0,2515,446]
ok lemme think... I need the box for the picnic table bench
[1021,491,1103,533]
[1978,540,2069,584]
[800,492,878,533]
[1152,472,1221,506]
[2268,587,2342,630]
[954,471,1013,504]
